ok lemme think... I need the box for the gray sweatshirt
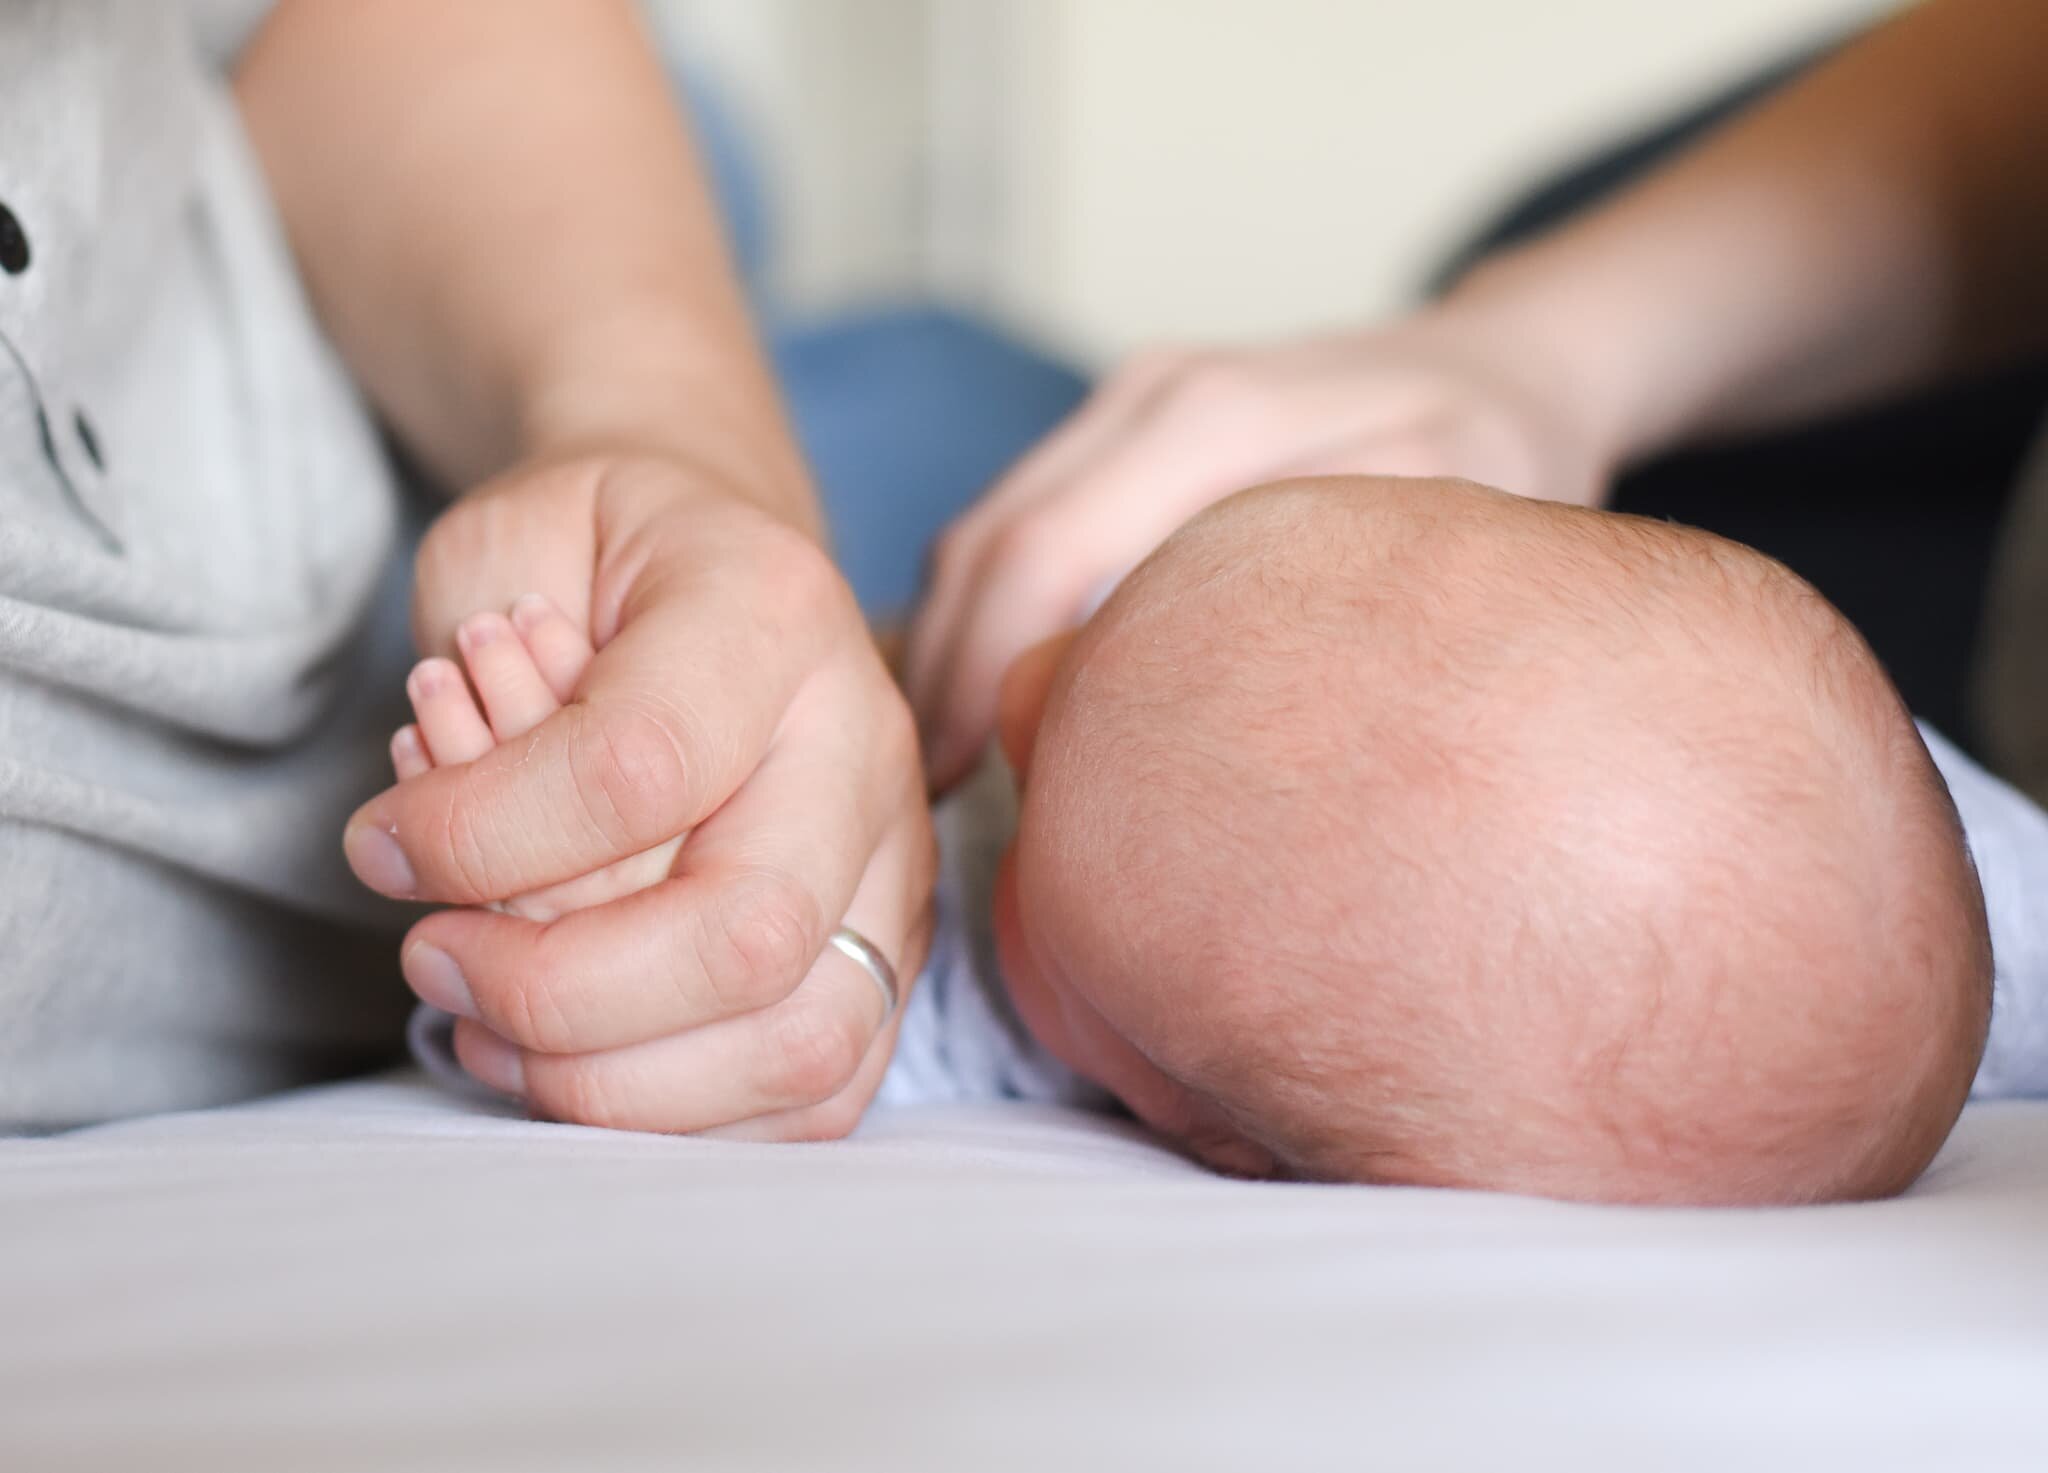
[0,2,413,1127]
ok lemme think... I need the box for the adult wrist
[508,301,822,538]
[1434,241,1696,477]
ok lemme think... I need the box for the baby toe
[501,836,683,921]
[509,593,596,702]
[457,611,561,741]
[409,656,495,765]
[390,723,432,780]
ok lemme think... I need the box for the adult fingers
[687,1000,912,1143]
[398,673,921,1052]
[901,352,1188,718]
[915,541,1106,792]
[945,347,1195,525]
[907,399,1196,788]
[448,812,933,1132]
[917,384,1329,787]
[1252,441,1457,496]
[345,556,834,904]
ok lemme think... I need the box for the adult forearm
[236,0,815,531]
[1432,0,2048,471]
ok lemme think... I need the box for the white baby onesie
[1920,724,2048,1097]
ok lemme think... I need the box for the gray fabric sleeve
[1920,723,2048,1097]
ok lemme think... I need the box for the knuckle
[531,1059,635,1132]
[567,702,694,853]
[766,997,869,1104]
[496,940,587,1054]
[439,793,505,902]
[986,520,1068,583]
[699,869,822,1015]
[759,522,849,625]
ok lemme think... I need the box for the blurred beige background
[655,0,1897,367]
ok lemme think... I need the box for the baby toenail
[458,616,501,651]
[404,942,476,1018]
[510,594,551,631]
[343,821,417,898]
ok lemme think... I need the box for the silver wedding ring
[828,925,899,1017]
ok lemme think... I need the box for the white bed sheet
[2,1074,2044,1471]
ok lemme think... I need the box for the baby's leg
[394,595,682,921]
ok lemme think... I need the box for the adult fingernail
[458,1026,526,1097]
[403,942,476,1018]
[343,820,417,898]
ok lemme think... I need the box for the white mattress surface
[3,1074,2045,1471]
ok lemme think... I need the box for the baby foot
[391,594,683,922]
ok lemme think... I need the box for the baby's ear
[997,632,1079,779]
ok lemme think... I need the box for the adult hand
[346,452,935,1140]
[904,306,1616,789]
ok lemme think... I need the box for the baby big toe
[509,593,596,702]
[409,657,495,765]
[457,612,562,741]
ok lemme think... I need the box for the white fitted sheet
[2,1074,2044,1471]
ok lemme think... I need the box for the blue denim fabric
[772,310,1087,619]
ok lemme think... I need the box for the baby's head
[991,477,1991,1204]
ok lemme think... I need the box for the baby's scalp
[1009,477,1989,1205]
